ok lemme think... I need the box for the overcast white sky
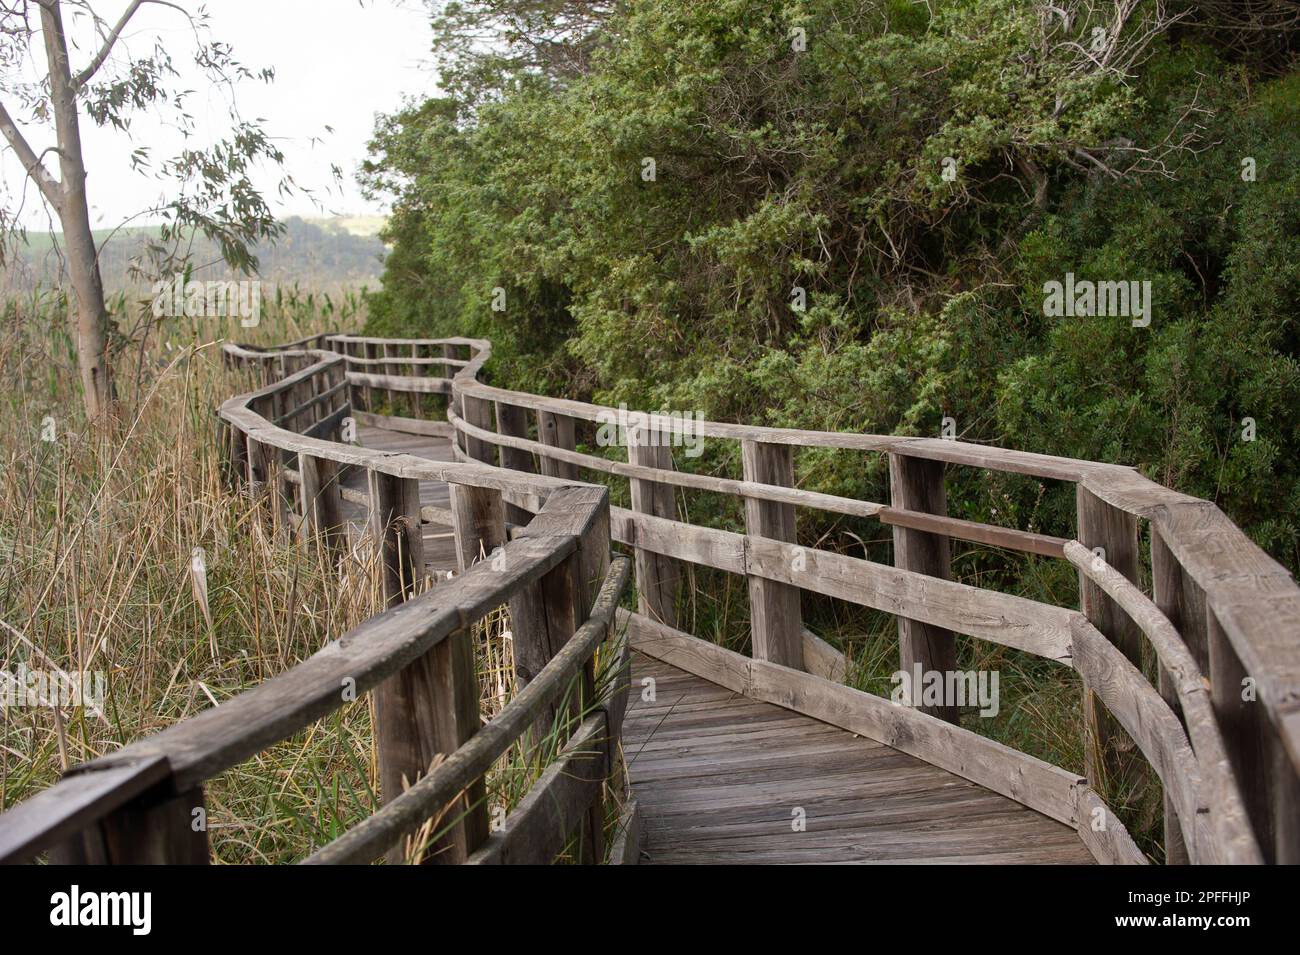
[1,0,439,231]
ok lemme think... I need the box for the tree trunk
[41,0,114,420]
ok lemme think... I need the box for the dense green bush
[363,0,1299,572]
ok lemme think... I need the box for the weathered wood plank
[1077,787,1149,865]
[628,428,681,629]
[537,410,580,480]
[624,652,1091,864]
[1067,539,1259,864]
[465,715,607,865]
[1076,485,1143,790]
[625,612,1083,826]
[608,799,642,865]
[302,557,630,865]
[0,756,171,864]
[346,371,452,395]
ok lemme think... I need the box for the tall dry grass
[0,289,627,862]
[0,290,389,860]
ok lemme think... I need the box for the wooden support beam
[407,342,420,418]
[508,485,610,861]
[223,420,246,492]
[889,453,957,723]
[298,453,345,555]
[1150,526,1199,865]
[741,439,802,669]
[363,341,379,412]
[102,786,207,864]
[444,343,463,441]
[87,784,209,864]
[628,428,681,630]
[1076,484,1143,790]
[371,471,489,863]
[1207,604,1300,864]
[246,435,291,538]
[367,471,424,607]
[461,392,497,465]
[537,410,580,480]
[496,401,536,525]
[450,483,507,573]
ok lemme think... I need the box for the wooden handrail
[425,333,1298,862]
[251,332,1300,862]
[1065,541,1259,863]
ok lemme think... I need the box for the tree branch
[70,0,196,92]
[0,98,62,209]
[70,0,145,91]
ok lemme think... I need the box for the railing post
[1207,603,1299,864]
[510,485,610,862]
[537,410,579,480]
[431,482,507,863]
[245,433,267,498]
[341,341,357,411]
[1076,484,1143,787]
[496,401,536,525]
[889,452,957,722]
[629,427,681,630]
[450,482,507,570]
[246,435,290,534]
[461,392,497,465]
[368,470,424,607]
[54,782,209,864]
[443,343,462,425]
[332,360,351,442]
[363,341,379,412]
[298,453,345,555]
[741,440,803,669]
[221,420,245,492]
[1150,526,1202,864]
[408,342,420,418]
[99,786,209,864]
[370,469,488,864]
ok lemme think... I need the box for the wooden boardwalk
[624,655,1091,864]
[6,334,1288,866]
[365,422,1092,865]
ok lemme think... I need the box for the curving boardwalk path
[362,422,1091,865]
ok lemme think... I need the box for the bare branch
[0,98,62,208]
[70,0,192,91]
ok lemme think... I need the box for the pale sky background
[1,0,439,232]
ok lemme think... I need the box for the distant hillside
[6,216,388,292]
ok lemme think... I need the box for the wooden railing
[418,332,1293,866]
[2,330,1296,865]
[0,337,634,865]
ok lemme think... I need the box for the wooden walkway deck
[623,655,1090,864]
[363,423,1091,865]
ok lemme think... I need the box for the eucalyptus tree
[0,0,288,420]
